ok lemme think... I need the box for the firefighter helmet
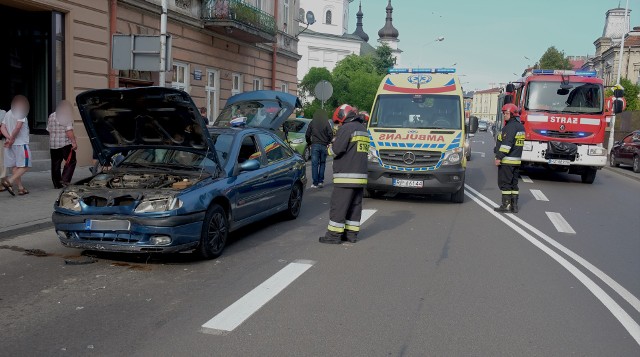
[501,103,519,115]
[359,111,370,122]
[333,104,355,124]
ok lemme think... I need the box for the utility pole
[608,0,629,154]
[159,0,168,87]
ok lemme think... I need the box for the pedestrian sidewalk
[0,166,93,240]
[603,165,640,182]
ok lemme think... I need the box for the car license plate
[392,179,424,188]
[548,159,571,165]
[85,219,131,231]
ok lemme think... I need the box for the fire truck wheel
[581,168,597,184]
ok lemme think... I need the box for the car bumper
[52,211,206,253]
[367,163,465,194]
[522,141,607,167]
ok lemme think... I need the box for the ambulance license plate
[548,159,571,165]
[392,179,423,188]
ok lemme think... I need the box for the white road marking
[521,175,533,183]
[472,140,485,144]
[201,260,315,335]
[463,185,640,346]
[530,189,549,201]
[471,151,486,157]
[545,212,576,234]
[466,184,640,315]
[360,209,377,224]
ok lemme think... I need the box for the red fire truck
[497,69,623,184]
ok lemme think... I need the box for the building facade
[0,0,300,167]
[471,88,500,123]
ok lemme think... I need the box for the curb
[603,166,640,182]
[0,219,53,242]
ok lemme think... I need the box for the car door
[620,134,634,164]
[232,134,272,222]
[256,132,295,209]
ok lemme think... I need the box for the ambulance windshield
[370,94,462,129]
[525,81,603,114]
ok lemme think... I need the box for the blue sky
[348,0,638,92]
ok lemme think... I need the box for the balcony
[202,0,276,43]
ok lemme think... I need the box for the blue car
[52,88,306,259]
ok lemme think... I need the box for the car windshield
[369,94,462,129]
[525,81,603,114]
[214,100,285,128]
[120,148,216,169]
[283,120,307,133]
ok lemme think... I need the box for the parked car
[283,118,311,161]
[53,88,306,259]
[610,130,640,173]
[478,120,489,131]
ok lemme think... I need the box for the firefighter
[320,109,369,244]
[494,103,525,213]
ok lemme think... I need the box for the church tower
[377,0,402,66]
[351,1,369,42]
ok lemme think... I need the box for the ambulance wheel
[364,188,382,198]
[581,168,597,184]
[451,185,465,203]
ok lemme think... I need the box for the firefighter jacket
[328,113,369,187]
[495,117,525,165]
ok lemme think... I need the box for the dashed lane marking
[360,209,377,224]
[521,175,533,183]
[201,259,315,335]
[530,189,549,201]
[471,151,486,158]
[545,212,576,234]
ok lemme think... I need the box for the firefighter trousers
[325,186,364,241]
[498,164,520,195]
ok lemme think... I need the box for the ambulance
[366,68,478,203]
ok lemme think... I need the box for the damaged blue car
[52,87,306,259]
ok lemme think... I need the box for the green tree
[372,43,395,75]
[332,54,378,108]
[301,99,324,118]
[538,46,572,70]
[298,67,333,103]
[604,78,640,111]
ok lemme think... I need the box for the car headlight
[289,138,304,144]
[58,191,81,212]
[588,146,607,156]
[442,147,463,165]
[368,147,380,162]
[134,197,183,213]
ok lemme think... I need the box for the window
[280,82,288,93]
[253,77,263,91]
[283,0,290,27]
[172,62,189,91]
[325,10,332,24]
[205,69,219,125]
[255,0,262,10]
[237,135,261,164]
[258,133,291,164]
[232,73,243,96]
[299,8,305,22]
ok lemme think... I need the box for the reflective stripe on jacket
[495,117,525,166]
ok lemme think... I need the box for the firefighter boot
[511,194,519,213]
[494,194,512,213]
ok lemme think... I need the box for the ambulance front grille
[378,150,442,168]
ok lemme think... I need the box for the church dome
[378,0,399,40]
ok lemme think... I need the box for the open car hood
[213,90,302,130]
[76,87,215,166]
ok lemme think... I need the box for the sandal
[18,187,30,195]
[1,178,14,196]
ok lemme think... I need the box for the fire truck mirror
[614,88,624,98]
[557,88,570,96]
[505,83,516,92]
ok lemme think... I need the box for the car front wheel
[610,153,619,167]
[633,155,640,173]
[196,204,228,259]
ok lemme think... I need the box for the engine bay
[88,172,197,190]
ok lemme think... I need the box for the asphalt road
[1,131,639,356]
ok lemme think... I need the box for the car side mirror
[468,116,479,133]
[239,159,260,172]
